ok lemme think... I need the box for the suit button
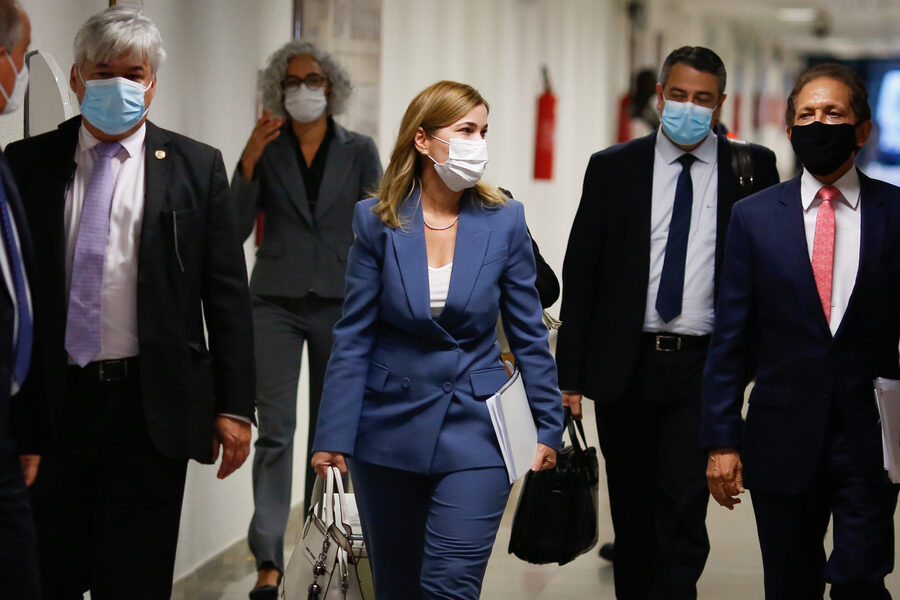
[442,381,453,393]
[402,378,411,389]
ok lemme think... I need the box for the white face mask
[428,135,489,192]
[1,53,28,115]
[284,85,327,123]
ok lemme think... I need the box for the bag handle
[323,465,336,529]
[325,466,354,553]
[564,408,589,453]
[330,466,353,538]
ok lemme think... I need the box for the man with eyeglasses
[231,39,381,599]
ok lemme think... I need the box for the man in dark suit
[6,7,255,598]
[0,3,40,598]
[704,63,900,599]
[556,46,778,599]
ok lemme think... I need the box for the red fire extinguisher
[534,66,556,180]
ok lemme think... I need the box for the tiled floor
[114,398,900,598]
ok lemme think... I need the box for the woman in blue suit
[311,80,564,599]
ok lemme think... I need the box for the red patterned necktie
[811,185,839,323]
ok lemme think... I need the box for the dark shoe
[598,541,614,562]
[249,584,279,600]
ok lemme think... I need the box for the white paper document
[874,378,900,483]
[486,366,538,484]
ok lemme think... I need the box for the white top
[65,123,146,362]
[643,130,719,335]
[800,166,861,335]
[428,263,453,317]
[0,198,32,395]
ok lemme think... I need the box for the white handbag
[281,467,368,600]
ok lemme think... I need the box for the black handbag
[508,410,599,565]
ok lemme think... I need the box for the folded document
[487,366,538,484]
[874,378,900,483]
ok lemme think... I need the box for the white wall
[379,0,628,303]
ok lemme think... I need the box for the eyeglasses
[280,73,327,91]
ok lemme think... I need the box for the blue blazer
[701,171,900,494]
[312,189,563,474]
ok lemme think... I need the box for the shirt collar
[800,166,861,211]
[77,122,147,160]
[656,128,718,166]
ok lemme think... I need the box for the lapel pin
[155,150,166,160]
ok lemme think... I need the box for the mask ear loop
[427,134,449,166]
[0,54,17,101]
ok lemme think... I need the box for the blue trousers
[350,460,511,600]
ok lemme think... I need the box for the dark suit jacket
[231,120,382,299]
[0,150,40,457]
[555,132,779,403]
[312,191,563,473]
[5,116,255,463]
[701,171,900,494]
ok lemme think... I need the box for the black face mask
[790,121,859,176]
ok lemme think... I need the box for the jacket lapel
[632,133,656,306]
[834,170,885,340]
[45,117,81,289]
[140,121,172,266]
[315,122,353,220]
[390,188,433,323]
[437,192,490,330]
[778,176,831,337]
[269,126,312,224]
[715,135,739,298]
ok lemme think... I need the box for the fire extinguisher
[534,66,556,180]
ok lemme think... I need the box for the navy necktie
[0,171,32,385]
[656,153,697,323]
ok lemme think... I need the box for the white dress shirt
[800,167,861,335]
[0,198,32,395]
[65,124,146,362]
[643,131,718,335]
[428,263,452,318]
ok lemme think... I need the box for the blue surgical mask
[79,69,152,135]
[660,99,714,146]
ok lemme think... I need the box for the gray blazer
[232,121,382,299]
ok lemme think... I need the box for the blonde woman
[310,81,563,598]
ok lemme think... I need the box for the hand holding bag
[507,410,600,565]
[281,466,367,600]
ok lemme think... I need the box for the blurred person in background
[310,80,563,600]
[628,68,661,140]
[230,39,382,600]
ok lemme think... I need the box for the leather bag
[507,411,600,565]
[282,467,367,600]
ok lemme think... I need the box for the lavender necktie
[65,141,121,366]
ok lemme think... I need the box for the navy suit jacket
[701,170,900,494]
[556,132,778,403]
[0,150,40,457]
[312,190,563,474]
